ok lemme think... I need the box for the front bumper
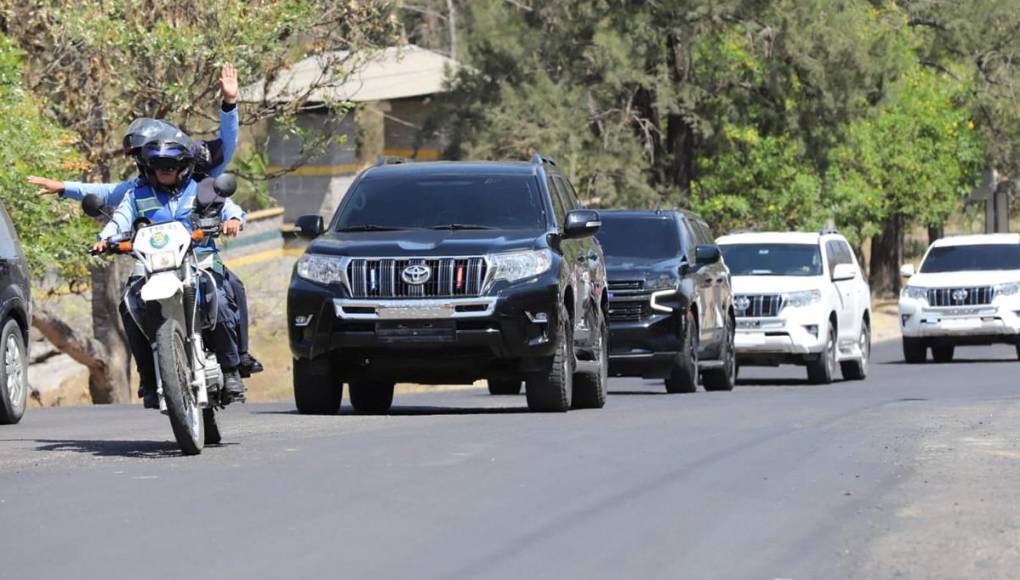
[734,305,829,362]
[288,274,562,383]
[607,311,683,378]
[899,298,1020,340]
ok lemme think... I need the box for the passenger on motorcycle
[92,137,246,408]
[29,63,264,379]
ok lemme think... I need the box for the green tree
[0,0,397,402]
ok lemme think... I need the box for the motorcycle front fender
[140,272,184,303]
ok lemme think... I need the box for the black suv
[597,210,735,393]
[0,199,30,424]
[288,155,608,413]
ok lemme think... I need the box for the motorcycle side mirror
[213,173,237,198]
[81,194,108,218]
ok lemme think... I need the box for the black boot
[239,353,264,378]
[139,385,159,409]
[223,368,246,402]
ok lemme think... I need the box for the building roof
[242,45,461,104]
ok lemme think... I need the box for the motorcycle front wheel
[157,318,204,455]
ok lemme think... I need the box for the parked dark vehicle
[598,209,736,393]
[0,199,30,424]
[288,155,608,414]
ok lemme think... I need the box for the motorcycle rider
[28,63,264,379]
[93,136,246,407]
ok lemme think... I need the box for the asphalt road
[4,341,1020,580]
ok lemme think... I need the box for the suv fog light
[294,314,314,327]
[804,325,818,338]
[526,311,549,324]
[901,314,911,326]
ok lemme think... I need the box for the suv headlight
[489,249,553,284]
[782,289,822,309]
[644,276,678,292]
[900,285,929,301]
[995,282,1020,297]
[296,254,345,285]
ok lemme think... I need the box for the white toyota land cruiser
[717,231,872,384]
[899,233,1020,363]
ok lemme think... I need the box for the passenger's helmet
[139,138,197,194]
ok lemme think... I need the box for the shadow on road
[31,439,232,458]
[881,358,1017,366]
[609,390,672,396]
[254,406,533,417]
[736,378,815,387]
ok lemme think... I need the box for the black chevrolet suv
[0,199,30,424]
[288,155,608,414]
[597,210,735,393]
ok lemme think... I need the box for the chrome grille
[347,257,487,298]
[607,280,651,322]
[734,294,783,318]
[926,286,994,307]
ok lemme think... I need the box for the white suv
[716,231,872,383]
[899,234,1020,363]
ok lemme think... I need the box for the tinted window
[920,244,1020,273]
[720,243,823,276]
[546,176,566,225]
[554,176,580,209]
[0,202,18,259]
[597,216,682,260]
[335,174,548,231]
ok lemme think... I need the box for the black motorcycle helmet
[139,138,197,194]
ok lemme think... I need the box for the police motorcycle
[83,174,239,455]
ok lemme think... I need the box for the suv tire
[526,305,573,412]
[931,344,955,363]
[487,378,522,395]
[293,356,342,415]
[840,320,870,381]
[573,317,608,409]
[703,315,736,392]
[665,313,698,394]
[807,324,837,384]
[0,319,27,425]
[349,380,395,414]
[903,337,927,364]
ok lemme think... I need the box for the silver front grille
[347,257,488,298]
[607,280,651,322]
[734,294,783,318]
[926,286,994,307]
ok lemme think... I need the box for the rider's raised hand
[91,240,109,254]
[27,176,64,196]
[220,63,238,105]
[222,218,241,237]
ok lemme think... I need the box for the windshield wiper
[337,224,406,232]
[428,223,494,230]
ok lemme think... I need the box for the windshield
[334,174,547,231]
[720,243,823,276]
[596,216,681,259]
[920,244,1020,273]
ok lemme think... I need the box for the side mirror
[832,263,857,282]
[213,173,237,197]
[899,263,915,278]
[563,209,601,239]
[81,194,107,218]
[694,245,721,267]
[295,214,324,239]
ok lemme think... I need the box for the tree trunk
[869,213,904,298]
[88,259,132,403]
[665,32,695,196]
[927,224,944,245]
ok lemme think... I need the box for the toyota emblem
[951,288,969,303]
[734,296,751,312]
[401,264,432,285]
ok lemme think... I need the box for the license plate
[942,318,981,329]
[738,332,767,345]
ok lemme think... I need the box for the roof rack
[819,227,840,236]
[375,156,409,167]
[530,153,557,167]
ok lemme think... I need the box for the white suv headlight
[782,289,822,309]
[900,286,928,301]
[489,249,553,284]
[995,282,1020,297]
[296,254,345,285]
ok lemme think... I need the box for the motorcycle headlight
[900,285,929,301]
[147,251,178,273]
[995,282,1020,297]
[296,254,345,286]
[489,249,553,284]
[781,289,822,309]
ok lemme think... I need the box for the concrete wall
[218,208,285,258]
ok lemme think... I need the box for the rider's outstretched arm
[206,103,239,179]
[61,179,138,205]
